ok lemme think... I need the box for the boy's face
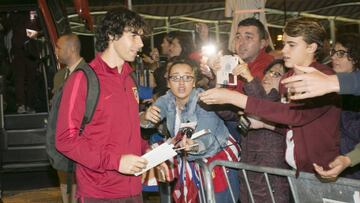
[112,28,144,63]
[281,33,315,68]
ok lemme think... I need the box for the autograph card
[217,55,238,86]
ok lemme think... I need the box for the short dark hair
[167,58,198,80]
[61,33,81,53]
[336,33,360,70]
[263,59,286,75]
[95,7,147,52]
[284,18,326,61]
[165,31,176,43]
[238,18,267,40]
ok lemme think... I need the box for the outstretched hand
[198,88,234,105]
[246,116,265,129]
[281,65,339,100]
[199,88,248,108]
[313,155,352,179]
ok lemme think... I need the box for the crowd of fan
[139,16,360,203]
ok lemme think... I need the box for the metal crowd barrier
[196,160,360,203]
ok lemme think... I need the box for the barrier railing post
[203,160,360,203]
[264,173,276,203]
[196,160,216,203]
[241,169,255,203]
[221,166,236,203]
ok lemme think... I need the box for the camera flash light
[201,44,216,56]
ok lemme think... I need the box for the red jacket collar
[93,53,133,76]
[248,48,271,68]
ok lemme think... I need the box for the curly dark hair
[336,33,360,70]
[284,18,327,61]
[95,7,148,52]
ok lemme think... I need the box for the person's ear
[350,57,356,65]
[306,43,318,54]
[260,39,267,49]
[69,46,76,53]
[108,34,115,41]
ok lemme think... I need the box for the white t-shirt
[285,130,297,169]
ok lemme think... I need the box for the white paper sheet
[135,142,177,176]
[216,55,238,86]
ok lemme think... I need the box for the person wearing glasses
[140,59,240,203]
[279,34,360,100]
[230,59,290,202]
[199,18,341,177]
[327,33,360,180]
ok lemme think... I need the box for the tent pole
[329,19,336,45]
[215,21,219,44]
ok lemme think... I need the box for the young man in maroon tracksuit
[56,7,149,202]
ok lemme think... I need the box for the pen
[175,143,199,151]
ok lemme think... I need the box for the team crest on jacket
[132,87,139,104]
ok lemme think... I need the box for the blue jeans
[215,168,240,203]
[225,121,242,144]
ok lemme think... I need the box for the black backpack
[45,64,100,172]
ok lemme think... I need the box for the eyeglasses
[168,75,194,82]
[330,49,349,58]
[268,70,283,78]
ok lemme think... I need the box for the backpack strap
[66,161,75,194]
[75,65,100,130]
[65,64,99,193]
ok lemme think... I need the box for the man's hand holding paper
[217,55,239,86]
[134,142,177,176]
[134,128,211,176]
[232,57,254,82]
